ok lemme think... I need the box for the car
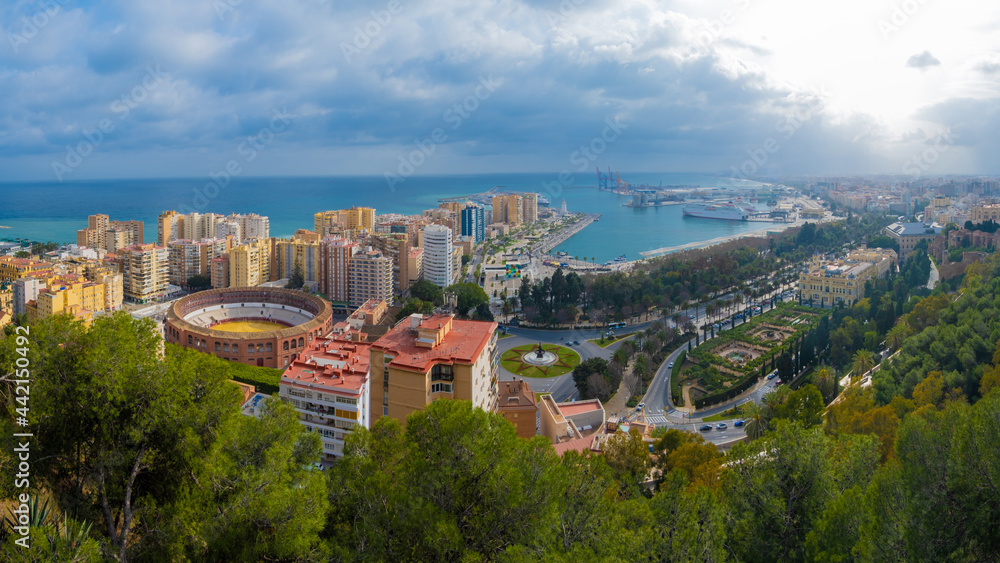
[565,342,572,347]
[717,423,727,430]
[637,402,645,410]
[668,362,674,368]
[699,425,713,432]
[734,419,745,427]
[573,340,580,345]
[767,371,778,380]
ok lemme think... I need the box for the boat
[608,255,627,264]
[682,203,750,221]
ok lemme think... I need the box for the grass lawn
[702,404,746,422]
[587,333,633,348]
[500,344,581,378]
[498,332,515,339]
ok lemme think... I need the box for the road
[496,289,794,445]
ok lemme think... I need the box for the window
[266,343,272,352]
[188,335,193,344]
[232,344,239,353]
[336,396,357,405]
[223,343,230,352]
[283,341,289,351]
[298,337,304,348]
[431,383,453,394]
[290,340,296,349]
[256,344,264,353]
[431,364,454,382]
[215,342,221,352]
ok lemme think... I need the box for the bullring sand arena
[211,320,290,333]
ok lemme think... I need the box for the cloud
[0,0,994,180]
[906,51,941,69]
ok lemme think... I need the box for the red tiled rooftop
[281,329,371,395]
[371,314,496,372]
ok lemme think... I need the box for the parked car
[699,425,713,432]
[767,371,778,380]
[734,419,745,427]
[717,423,728,430]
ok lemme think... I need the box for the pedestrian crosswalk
[644,415,668,426]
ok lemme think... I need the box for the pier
[534,213,600,255]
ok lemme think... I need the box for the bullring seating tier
[182,303,313,328]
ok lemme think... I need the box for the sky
[1,0,998,182]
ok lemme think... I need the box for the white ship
[682,203,750,221]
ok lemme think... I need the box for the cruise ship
[682,203,750,221]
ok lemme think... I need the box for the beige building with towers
[119,243,170,302]
[314,207,376,237]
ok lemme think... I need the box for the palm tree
[851,350,877,381]
[612,347,630,370]
[742,401,768,440]
[886,323,909,352]
[814,366,838,403]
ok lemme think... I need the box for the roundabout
[500,343,581,378]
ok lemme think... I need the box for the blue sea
[0,173,777,262]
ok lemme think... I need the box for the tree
[410,279,443,304]
[394,297,434,321]
[13,250,30,258]
[813,366,838,404]
[776,350,795,382]
[741,400,768,440]
[723,421,835,562]
[326,400,561,561]
[603,428,651,496]
[445,282,489,317]
[186,274,211,290]
[851,349,877,381]
[286,260,305,289]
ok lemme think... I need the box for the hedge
[694,371,759,409]
[671,351,686,406]
[228,362,283,395]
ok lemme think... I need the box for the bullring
[164,287,334,368]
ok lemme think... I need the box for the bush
[671,351,686,406]
[693,371,758,409]
[228,362,283,395]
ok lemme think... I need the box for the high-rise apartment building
[158,211,267,246]
[12,278,44,317]
[369,313,498,424]
[320,237,358,306]
[314,207,376,236]
[167,238,232,286]
[274,232,322,283]
[422,224,453,288]
[76,214,109,249]
[491,194,523,225]
[77,215,143,252]
[279,328,371,462]
[120,244,170,302]
[210,255,230,289]
[348,249,393,308]
[229,238,271,287]
[407,247,423,287]
[460,204,485,242]
[522,193,538,223]
[359,232,411,292]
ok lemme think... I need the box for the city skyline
[1,1,997,182]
